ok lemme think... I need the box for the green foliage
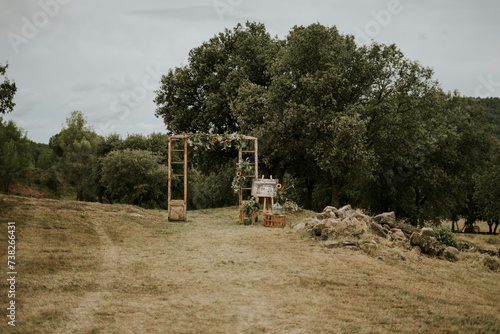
[44,167,61,195]
[434,227,458,248]
[0,119,31,192]
[100,149,168,209]
[0,63,17,115]
[49,111,101,200]
[231,158,254,193]
[240,196,260,216]
[155,21,279,134]
[188,161,238,210]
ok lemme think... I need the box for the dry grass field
[0,194,499,334]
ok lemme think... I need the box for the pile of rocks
[292,205,499,265]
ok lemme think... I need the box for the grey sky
[1,0,499,143]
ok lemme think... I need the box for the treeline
[154,22,500,231]
[2,22,500,231]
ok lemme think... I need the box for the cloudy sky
[1,0,499,143]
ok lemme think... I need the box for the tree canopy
[154,22,498,225]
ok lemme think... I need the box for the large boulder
[443,247,459,262]
[373,212,396,228]
[409,229,446,257]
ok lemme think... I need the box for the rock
[411,246,422,260]
[483,257,499,271]
[478,249,498,257]
[420,227,435,238]
[443,247,459,262]
[317,207,338,220]
[337,205,352,219]
[377,256,385,261]
[292,222,306,233]
[390,229,407,242]
[369,222,387,238]
[312,221,326,237]
[321,228,337,240]
[410,231,446,257]
[396,224,420,239]
[324,241,340,249]
[283,200,302,213]
[373,212,396,228]
[305,219,320,229]
[457,242,480,252]
[351,211,372,223]
[343,240,359,247]
[360,241,378,253]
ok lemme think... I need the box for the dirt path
[62,219,119,334]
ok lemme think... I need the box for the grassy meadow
[0,194,499,333]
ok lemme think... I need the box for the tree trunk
[304,178,314,210]
[494,219,499,234]
[488,219,493,234]
[331,181,340,208]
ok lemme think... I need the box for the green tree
[0,120,31,192]
[0,63,17,115]
[49,111,102,201]
[155,21,279,134]
[100,149,168,208]
[474,151,500,234]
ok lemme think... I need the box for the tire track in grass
[62,219,119,333]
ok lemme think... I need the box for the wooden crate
[264,213,286,228]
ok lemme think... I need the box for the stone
[324,241,340,249]
[360,241,378,253]
[410,231,446,257]
[343,240,359,247]
[337,205,352,219]
[390,229,407,242]
[396,223,420,239]
[292,222,306,233]
[411,246,422,261]
[420,227,435,238]
[457,242,479,253]
[443,247,459,262]
[321,228,337,240]
[478,249,498,257]
[369,222,387,238]
[312,221,326,236]
[373,212,396,228]
[483,257,499,271]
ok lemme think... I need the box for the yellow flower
[236,171,242,177]
[224,139,231,143]
[276,183,282,189]
[213,136,218,142]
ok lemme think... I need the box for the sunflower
[276,183,282,189]
[236,171,242,177]
[213,136,218,142]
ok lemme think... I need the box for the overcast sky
[1,0,499,143]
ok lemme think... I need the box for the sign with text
[251,179,279,197]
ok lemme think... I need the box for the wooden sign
[251,179,279,197]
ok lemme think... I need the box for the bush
[435,227,458,247]
[100,149,168,209]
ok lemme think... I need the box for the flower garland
[231,159,254,193]
[187,132,245,151]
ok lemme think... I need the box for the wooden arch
[168,134,258,221]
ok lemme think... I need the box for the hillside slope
[0,195,499,333]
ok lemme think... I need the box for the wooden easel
[259,175,274,214]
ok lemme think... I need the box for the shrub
[435,227,458,247]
